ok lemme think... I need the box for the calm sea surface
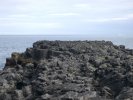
[0,35,133,69]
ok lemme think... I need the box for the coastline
[0,36,133,70]
[0,40,133,100]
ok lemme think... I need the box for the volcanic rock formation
[0,40,133,100]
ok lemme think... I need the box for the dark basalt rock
[32,48,48,61]
[0,40,133,100]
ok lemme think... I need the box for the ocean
[0,35,133,69]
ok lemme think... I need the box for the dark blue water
[0,35,133,69]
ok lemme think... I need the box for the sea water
[0,35,133,69]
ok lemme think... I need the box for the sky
[0,0,133,37]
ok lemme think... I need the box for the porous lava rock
[0,40,133,100]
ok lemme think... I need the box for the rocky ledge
[0,40,133,100]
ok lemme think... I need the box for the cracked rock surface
[0,40,133,100]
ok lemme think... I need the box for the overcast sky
[0,0,133,37]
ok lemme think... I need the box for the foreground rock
[0,40,133,100]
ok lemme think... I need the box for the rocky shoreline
[0,40,133,100]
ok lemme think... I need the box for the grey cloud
[0,0,133,36]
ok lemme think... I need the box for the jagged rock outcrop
[0,40,133,100]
